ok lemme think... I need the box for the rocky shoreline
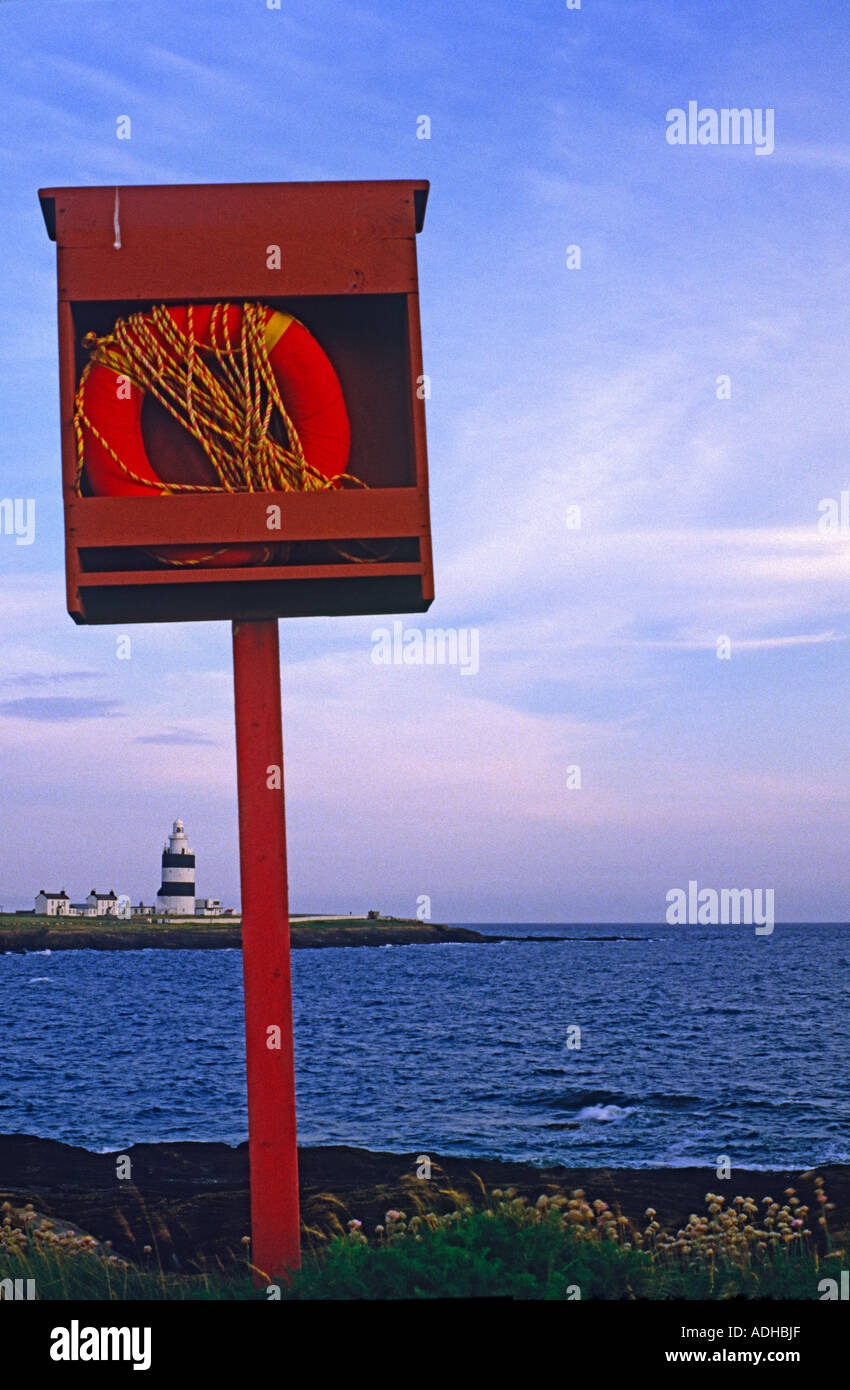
[0,921,491,952]
[1,1133,846,1272]
[0,921,594,952]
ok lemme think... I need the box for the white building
[156,819,196,916]
[35,890,70,916]
[87,890,118,916]
[36,889,126,918]
[194,898,222,917]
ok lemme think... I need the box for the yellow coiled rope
[73,301,346,499]
[72,301,391,570]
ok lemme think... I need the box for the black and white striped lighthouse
[156,818,196,916]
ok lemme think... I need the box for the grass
[286,1179,839,1301]
[0,1205,255,1300]
[2,1178,842,1301]
[0,914,433,934]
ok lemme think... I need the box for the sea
[1,922,847,1170]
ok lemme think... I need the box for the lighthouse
[156,818,196,917]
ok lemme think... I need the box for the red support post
[232,618,300,1280]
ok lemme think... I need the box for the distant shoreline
[0,916,580,952]
[0,916,659,952]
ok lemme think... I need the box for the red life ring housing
[78,303,350,567]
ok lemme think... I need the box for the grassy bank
[2,1179,840,1301]
[0,914,478,951]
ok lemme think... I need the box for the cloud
[135,729,216,746]
[773,142,850,171]
[0,697,123,721]
[3,670,105,686]
[630,630,846,652]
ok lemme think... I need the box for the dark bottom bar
[74,576,433,624]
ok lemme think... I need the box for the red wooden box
[38,180,433,624]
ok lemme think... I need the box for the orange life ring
[78,303,351,567]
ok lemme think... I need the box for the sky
[0,0,848,921]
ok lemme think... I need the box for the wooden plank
[406,292,435,602]
[77,561,424,588]
[67,488,428,547]
[41,181,428,245]
[44,181,426,300]
[57,238,418,302]
[57,300,84,620]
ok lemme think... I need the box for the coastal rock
[0,922,494,952]
[0,1133,846,1272]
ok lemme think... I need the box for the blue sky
[1,0,849,919]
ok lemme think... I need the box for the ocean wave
[576,1104,634,1122]
[560,936,654,943]
[517,1088,702,1113]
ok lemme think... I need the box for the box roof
[38,178,430,242]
